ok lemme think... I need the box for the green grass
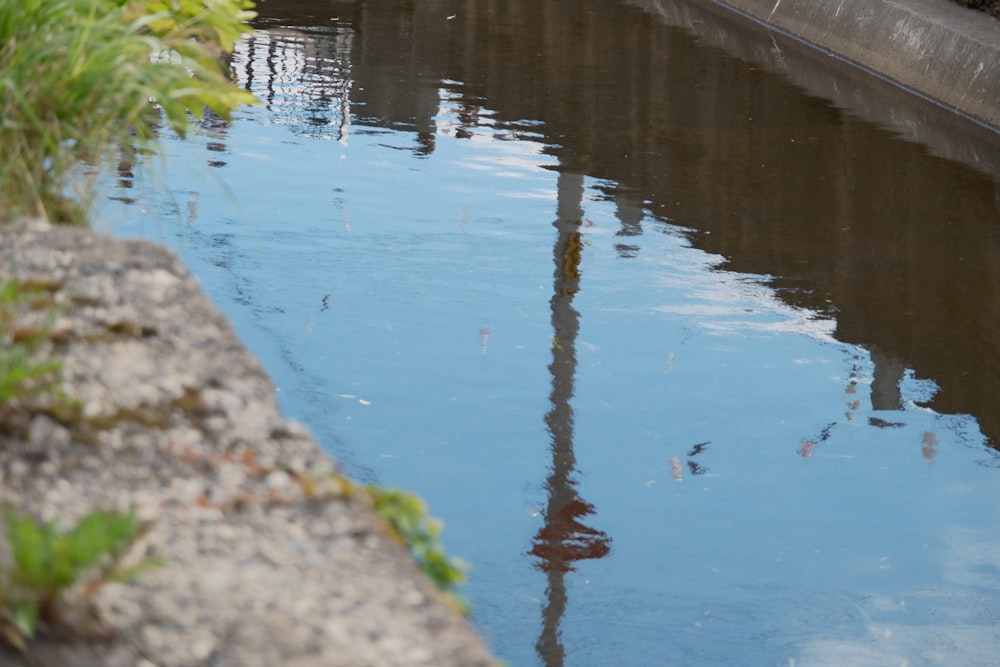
[0,0,258,224]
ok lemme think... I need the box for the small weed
[0,280,69,414]
[0,506,163,651]
[368,485,469,614]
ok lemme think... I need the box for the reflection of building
[232,24,354,142]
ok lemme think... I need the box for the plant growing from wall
[0,506,163,651]
[0,0,258,224]
[0,280,66,414]
[368,485,469,613]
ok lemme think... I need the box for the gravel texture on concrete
[0,220,498,667]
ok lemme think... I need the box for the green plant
[0,506,163,650]
[0,280,64,410]
[368,485,469,613]
[0,0,258,224]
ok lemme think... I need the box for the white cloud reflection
[651,253,838,342]
[792,527,1000,667]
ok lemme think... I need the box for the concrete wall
[708,0,1000,128]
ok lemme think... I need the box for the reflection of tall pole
[614,189,645,258]
[530,172,612,667]
[870,346,905,411]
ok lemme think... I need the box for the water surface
[100,0,1000,665]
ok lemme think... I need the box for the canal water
[99,0,1000,664]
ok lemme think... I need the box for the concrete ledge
[709,0,1000,128]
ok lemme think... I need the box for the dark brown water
[102,0,1000,664]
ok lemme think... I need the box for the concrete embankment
[706,0,1000,128]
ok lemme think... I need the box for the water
[99,0,1000,664]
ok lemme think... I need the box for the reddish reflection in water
[529,497,612,573]
[527,171,613,666]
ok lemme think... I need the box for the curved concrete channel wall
[707,0,1000,129]
[629,0,1000,183]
